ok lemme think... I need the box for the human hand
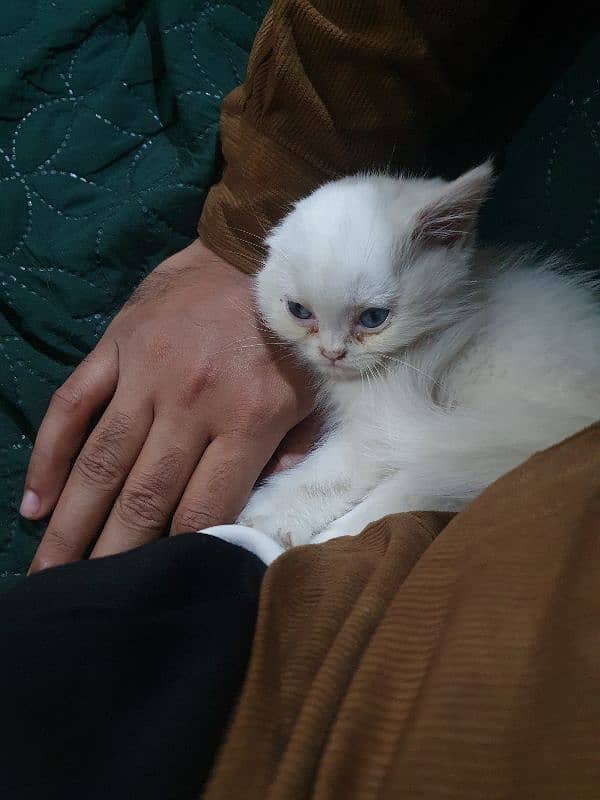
[23,240,317,572]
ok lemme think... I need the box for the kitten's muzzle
[319,346,347,364]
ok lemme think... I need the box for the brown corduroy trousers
[204,423,600,799]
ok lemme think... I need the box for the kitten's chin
[316,362,361,381]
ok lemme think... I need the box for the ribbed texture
[203,425,600,799]
[199,0,521,272]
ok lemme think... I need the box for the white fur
[239,164,600,547]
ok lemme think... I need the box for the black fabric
[0,533,265,800]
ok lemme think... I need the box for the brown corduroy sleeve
[199,0,521,273]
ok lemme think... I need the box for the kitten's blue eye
[287,300,313,320]
[358,308,390,329]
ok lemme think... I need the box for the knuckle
[247,386,269,414]
[43,527,78,556]
[115,449,185,533]
[74,415,133,487]
[272,384,298,419]
[154,448,186,484]
[173,504,222,532]
[236,388,272,437]
[115,487,169,533]
[98,412,132,443]
[51,380,84,413]
[76,444,124,487]
[178,367,215,407]
[204,455,237,497]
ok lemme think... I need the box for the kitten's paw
[237,515,311,549]
[238,498,312,549]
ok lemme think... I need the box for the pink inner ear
[411,163,493,248]
[413,196,480,247]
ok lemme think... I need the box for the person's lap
[0,532,265,800]
[3,424,599,799]
[203,423,600,799]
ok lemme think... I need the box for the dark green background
[0,0,269,590]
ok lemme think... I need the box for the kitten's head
[255,162,493,380]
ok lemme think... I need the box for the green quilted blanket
[0,2,598,591]
[0,0,268,591]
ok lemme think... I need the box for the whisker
[229,226,292,264]
[231,233,293,269]
[224,297,265,333]
[378,353,442,387]
[223,296,281,339]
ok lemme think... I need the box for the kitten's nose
[319,346,347,363]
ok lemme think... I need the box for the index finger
[170,432,282,534]
[22,350,118,521]
[28,398,152,573]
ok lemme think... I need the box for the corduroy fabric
[199,0,522,272]
[203,424,600,799]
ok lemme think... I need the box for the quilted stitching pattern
[0,0,267,591]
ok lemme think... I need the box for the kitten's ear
[412,161,494,248]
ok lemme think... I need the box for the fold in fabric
[204,425,600,800]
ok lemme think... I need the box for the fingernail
[20,489,40,518]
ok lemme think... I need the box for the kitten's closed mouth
[321,361,358,378]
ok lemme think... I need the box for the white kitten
[238,163,600,547]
